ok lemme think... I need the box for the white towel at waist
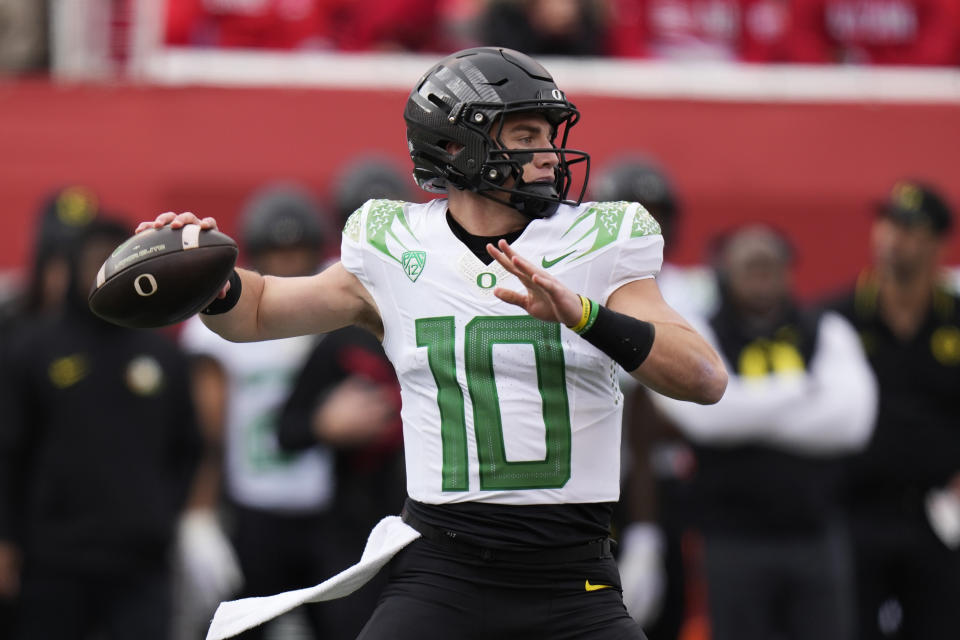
[206,515,421,640]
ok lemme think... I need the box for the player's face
[871,217,942,280]
[493,112,560,187]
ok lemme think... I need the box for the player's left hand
[487,239,582,327]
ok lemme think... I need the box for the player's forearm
[199,267,268,341]
[201,264,366,341]
[631,322,727,404]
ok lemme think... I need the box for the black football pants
[357,537,647,640]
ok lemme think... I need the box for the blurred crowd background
[4,0,960,70]
[1,1,959,640]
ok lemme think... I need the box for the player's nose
[534,148,560,170]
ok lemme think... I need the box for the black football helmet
[404,47,589,219]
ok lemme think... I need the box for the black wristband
[579,304,656,371]
[201,270,242,316]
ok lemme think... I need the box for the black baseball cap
[36,185,102,256]
[876,180,953,236]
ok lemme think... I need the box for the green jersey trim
[567,202,628,261]
[365,199,419,263]
[543,201,652,266]
[630,205,662,238]
[343,208,362,243]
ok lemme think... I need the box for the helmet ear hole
[427,93,451,113]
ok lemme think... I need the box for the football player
[138,47,727,640]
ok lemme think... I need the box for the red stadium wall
[1,79,958,300]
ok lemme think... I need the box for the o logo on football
[134,273,158,297]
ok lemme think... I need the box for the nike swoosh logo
[584,580,612,592]
[541,251,575,269]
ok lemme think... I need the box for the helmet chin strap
[478,150,565,219]
[509,180,561,219]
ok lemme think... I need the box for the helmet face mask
[404,48,590,219]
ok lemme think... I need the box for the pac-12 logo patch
[401,251,426,282]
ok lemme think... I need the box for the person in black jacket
[653,224,877,640]
[270,157,411,640]
[277,325,405,640]
[825,180,960,639]
[0,216,203,640]
[0,185,104,637]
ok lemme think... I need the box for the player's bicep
[606,277,690,328]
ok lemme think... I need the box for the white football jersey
[180,316,334,513]
[341,198,663,506]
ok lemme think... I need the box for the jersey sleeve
[340,199,369,283]
[602,203,664,302]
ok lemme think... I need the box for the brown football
[88,224,238,328]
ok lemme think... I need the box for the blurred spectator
[652,225,877,640]
[825,181,960,638]
[334,0,469,52]
[0,215,203,640]
[606,0,793,62]
[165,0,335,49]
[0,186,101,331]
[480,0,607,56]
[0,0,47,72]
[0,185,103,636]
[790,0,960,65]
[330,155,417,228]
[277,326,405,639]
[273,157,412,639]
[591,157,716,636]
[590,155,717,320]
[165,0,465,53]
[178,182,335,639]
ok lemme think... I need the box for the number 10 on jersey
[416,315,573,492]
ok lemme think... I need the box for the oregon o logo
[134,273,158,297]
[476,272,497,289]
[551,89,563,100]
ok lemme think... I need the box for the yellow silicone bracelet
[569,295,592,333]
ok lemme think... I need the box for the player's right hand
[135,211,218,234]
[135,212,232,299]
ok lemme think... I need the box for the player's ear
[445,141,464,155]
